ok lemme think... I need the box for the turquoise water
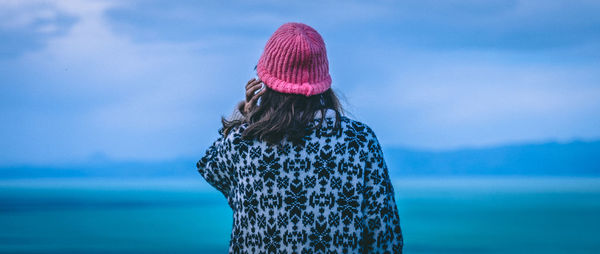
[1,177,599,253]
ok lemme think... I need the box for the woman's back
[197,108,404,253]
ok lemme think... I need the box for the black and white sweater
[196,109,404,253]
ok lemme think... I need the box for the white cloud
[0,0,56,29]
[346,48,600,148]
[3,0,253,163]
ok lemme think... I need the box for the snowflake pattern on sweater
[196,109,403,253]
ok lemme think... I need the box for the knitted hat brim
[256,63,332,97]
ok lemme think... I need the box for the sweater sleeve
[196,127,233,198]
[359,127,404,253]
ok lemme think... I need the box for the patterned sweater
[196,109,404,253]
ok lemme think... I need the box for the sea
[1,176,599,254]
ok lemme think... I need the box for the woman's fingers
[246,78,261,90]
[246,82,263,101]
[249,87,266,105]
[245,79,259,94]
[246,78,255,89]
[245,85,266,113]
[254,84,266,99]
[242,78,265,114]
[248,89,266,107]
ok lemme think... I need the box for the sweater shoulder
[339,116,377,138]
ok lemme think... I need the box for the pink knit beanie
[256,22,332,97]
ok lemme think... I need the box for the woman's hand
[237,78,266,116]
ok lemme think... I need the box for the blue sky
[1,0,599,165]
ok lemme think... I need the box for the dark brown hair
[221,84,345,147]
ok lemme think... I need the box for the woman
[197,22,403,253]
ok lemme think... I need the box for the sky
[1,0,599,165]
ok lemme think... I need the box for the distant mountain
[1,140,599,179]
[384,140,600,177]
